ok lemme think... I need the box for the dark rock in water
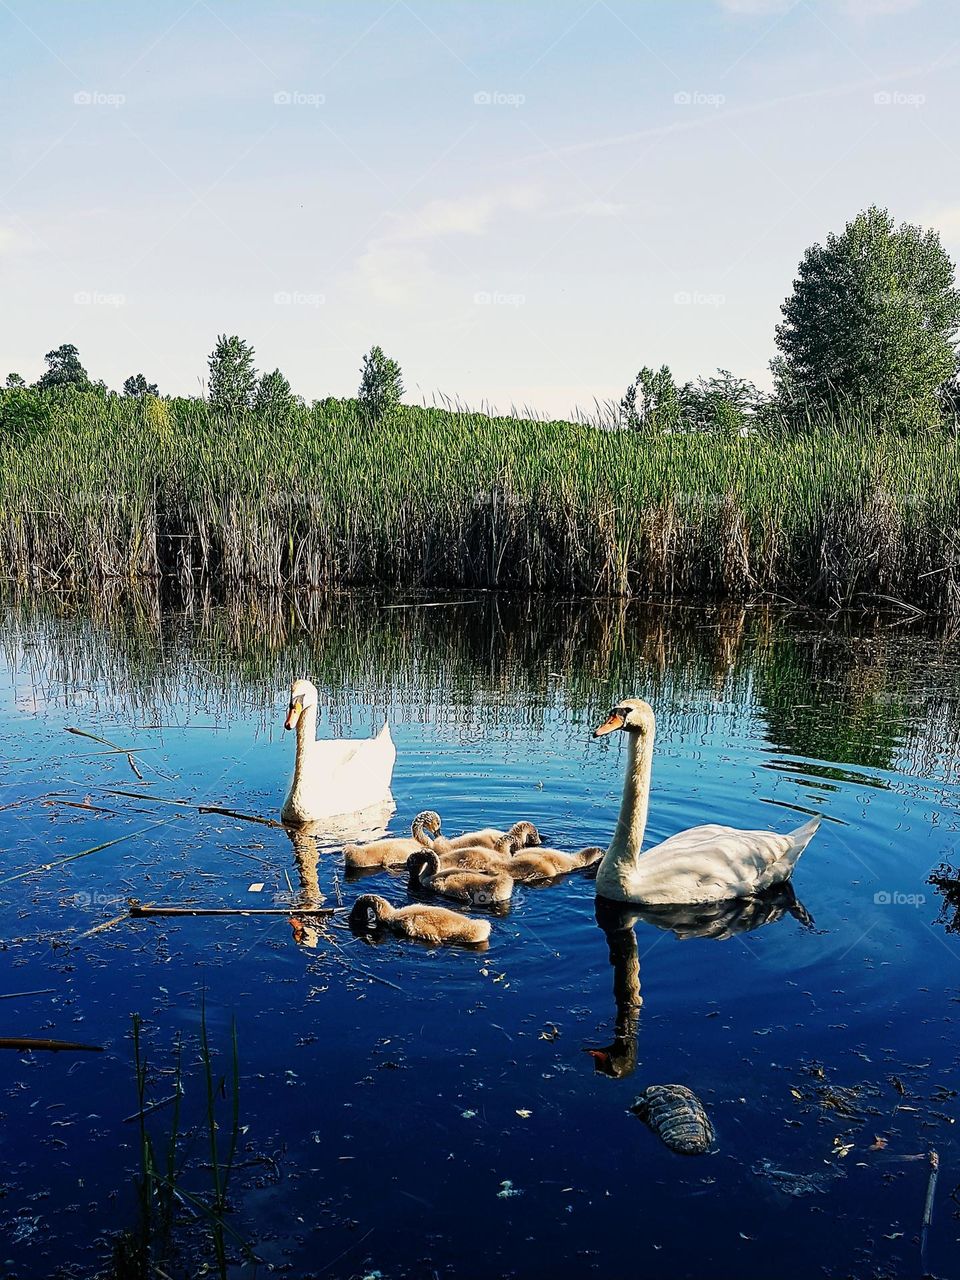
[631,1084,715,1155]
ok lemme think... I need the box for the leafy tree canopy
[254,368,297,416]
[774,205,960,425]
[207,335,256,413]
[36,343,90,391]
[358,345,404,421]
[123,373,159,397]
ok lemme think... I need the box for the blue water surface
[0,596,958,1279]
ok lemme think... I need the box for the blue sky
[2,0,958,416]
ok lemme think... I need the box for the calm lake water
[1,592,959,1280]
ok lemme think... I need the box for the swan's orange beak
[284,698,303,731]
[593,710,625,738]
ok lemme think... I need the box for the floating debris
[497,1179,523,1198]
[631,1085,715,1155]
[752,1159,835,1197]
[0,1037,103,1053]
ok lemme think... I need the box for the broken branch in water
[0,989,56,1001]
[122,1092,182,1123]
[0,822,167,887]
[66,725,146,780]
[0,1037,103,1052]
[76,911,130,940]
[64,726,176,782]
[95,788,284,829]
[128,900,337,918]
[197,806,285,829]
[921,1149,940,1263]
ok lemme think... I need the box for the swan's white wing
[626,824,804,904]
[286,723,397,822]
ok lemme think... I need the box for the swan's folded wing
[638,825,800,901]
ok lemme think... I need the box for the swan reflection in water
[284,803,395,947]
[587,887,814,1078]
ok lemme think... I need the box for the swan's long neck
[292,703,318,784]
[608,729,653,867]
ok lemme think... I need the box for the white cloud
[562,200,627,218]
[718,0,920,12]
[377,187,541,244]
[353,186,541,305]
[926,206,960,247]
[842,0,921,13]
[718,0,798,13]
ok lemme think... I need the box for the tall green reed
[1,395,957,612]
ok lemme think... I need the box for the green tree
[5,372,26,388]
[207,335,256,413]
[620,365,687,433]
[687,369,762,434]
[36,343,90,391]
[254,368,296,417]
[358,345,404,421]
[123,373,159,397]
[0,387,49,442]
[774,206,960,425]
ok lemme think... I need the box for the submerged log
[0,1037,103,1053]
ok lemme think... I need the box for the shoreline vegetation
[1,393,959,613]
[3,211,959,611]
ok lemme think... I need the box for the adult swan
[282,678,396,824]
[592,698,820,906]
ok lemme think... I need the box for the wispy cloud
[354,186,541,305]
[926,205,960,247]
[719,0,921,12]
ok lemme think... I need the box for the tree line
[3,205,959,436]
[621,206,960,434]
[2,338,404,425]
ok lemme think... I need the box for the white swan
[281,678,396,824]
[592,698,820,905]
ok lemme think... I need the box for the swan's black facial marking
[593,708,627,738]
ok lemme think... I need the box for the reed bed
[1,395,958,612]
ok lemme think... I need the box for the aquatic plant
[111,1005,251,1279]
[0,394,957,612]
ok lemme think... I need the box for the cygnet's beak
[593,710,625,738]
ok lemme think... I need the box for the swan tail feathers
[755,816,821,893]
[789,815,821,852]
